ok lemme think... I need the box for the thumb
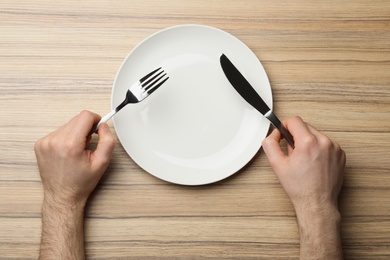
[91,123,116,170]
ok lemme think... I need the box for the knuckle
[39,136,74,157]
[61,139,78,156]
[318,135,333,149]
[46,138,61,153]
[34,139,43,155]
[289,115,303,125]
[334,142,342,151]
[301,134,317,148]
[262,137,271,147]
[79,110,93,119]
[342,149,347,163]
[99,156,111,167]
[335,143,347,163]
[109,136,117,148]
[291,115,302,121]
[35,136,50,153]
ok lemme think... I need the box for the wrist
[43,191,87,214]
[294,203,343,259]
[294,200,341,225]
[296,205,341,232]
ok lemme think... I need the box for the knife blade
[220,54,294,148]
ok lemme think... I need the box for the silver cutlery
[91,67,169,134]
[220,54,294,148]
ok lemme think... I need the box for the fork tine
[143,71,168,91]
[146,76,169,95]
[139,67,161,82]
[142,70,164,87]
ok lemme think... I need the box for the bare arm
[34,111,116,260]
[40,196,86,259]
[262,116,346,259]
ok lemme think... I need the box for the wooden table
[1,0,389,258]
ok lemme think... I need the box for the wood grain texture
[1,0,389,259]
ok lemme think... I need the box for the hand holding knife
[220,54,295,149]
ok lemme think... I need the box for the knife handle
[265,111,295,149]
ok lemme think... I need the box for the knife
[220,54,295,148]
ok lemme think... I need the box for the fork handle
[90,109,116,135]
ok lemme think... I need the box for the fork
[91,67,169,134]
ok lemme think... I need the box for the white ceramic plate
[112,24,272,185]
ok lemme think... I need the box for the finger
[282,116,312,142]
[91,123,116,170]
[305,123,322,136]
[305,123,335,147]
[262,128,287,165]
[268,126,282,142]
[67,110,101,138]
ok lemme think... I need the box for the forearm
[39,195,86,260]
[296,206,343,260]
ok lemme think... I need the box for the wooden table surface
[1,0,389,259]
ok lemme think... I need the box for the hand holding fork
[91,67,169,134]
